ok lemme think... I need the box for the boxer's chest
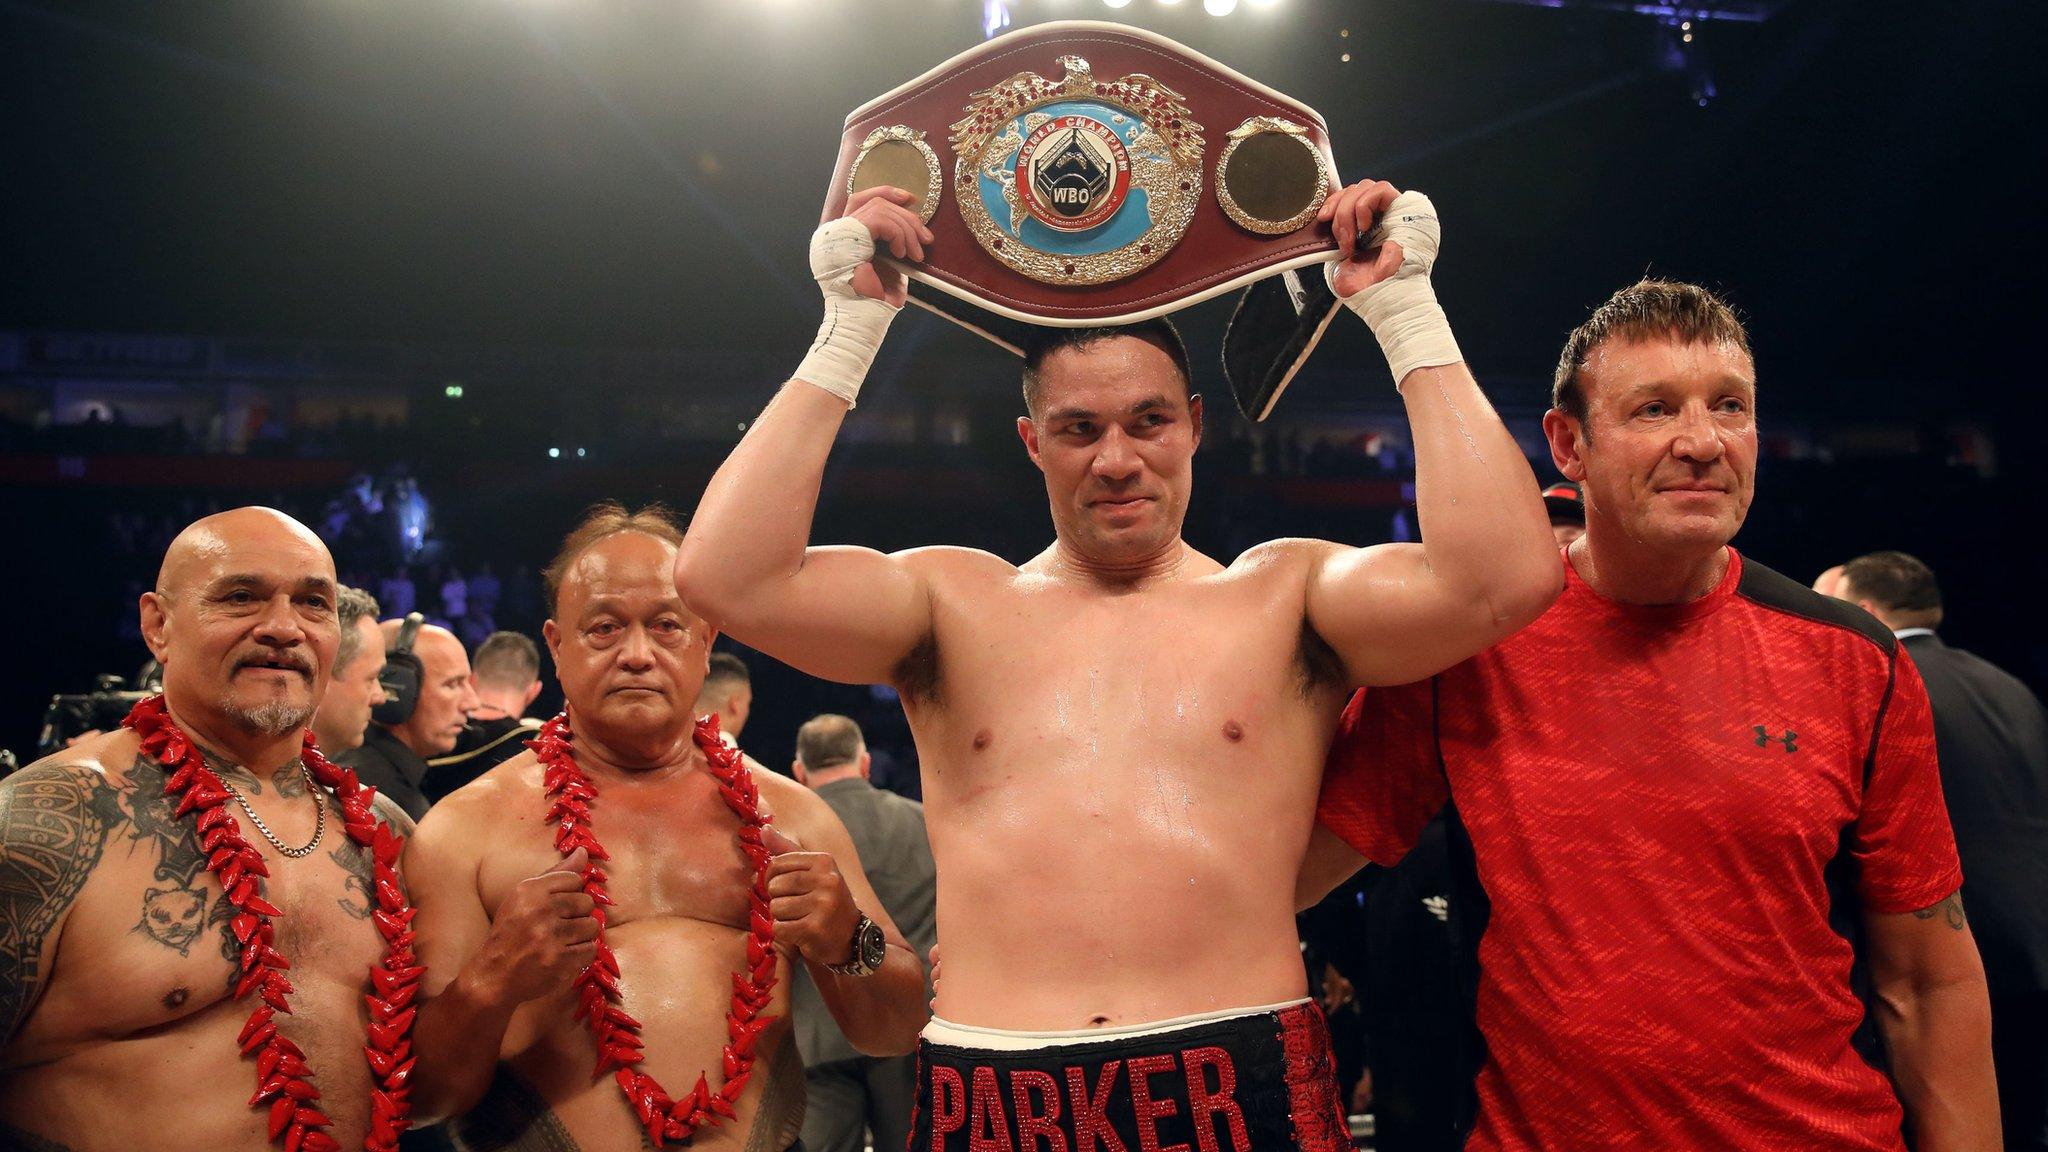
[922,569,1335,753]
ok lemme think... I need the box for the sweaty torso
[1,730,393,1151]
[906,542,1350,1029]
[450,758,802,1152]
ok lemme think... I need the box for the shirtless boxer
[673,181,1562,1152]
[406,503,925,1151]
[1,507,417,1151]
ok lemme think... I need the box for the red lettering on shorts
[1127,1054,1188,1152]
[1065,1061,1129,1152]
[970,1065,1017,1152]
[932,1064,968,1146]
[1181,1047,1250,1152]
[1010,1068,1069,1152]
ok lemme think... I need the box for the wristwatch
[826,911,886,977]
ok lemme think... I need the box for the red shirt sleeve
[1315,681,1448,866]
[1852,647,1964,913]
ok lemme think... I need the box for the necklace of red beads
[530,711,778,1148]
[122,695,420,1152]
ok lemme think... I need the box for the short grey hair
[334,585,382,672]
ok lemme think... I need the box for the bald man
[342,620,480,820]
[0,507,416,1149]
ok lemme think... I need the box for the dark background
[3,0,2044,771]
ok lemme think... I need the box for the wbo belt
[908,1003,1349,1152]
[823,20,1347,422]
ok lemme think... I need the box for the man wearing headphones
[340,615,479,819]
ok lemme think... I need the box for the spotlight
[1104,0,1133,7]
[548,447,561,459]
[1204,0,1238,13]
[1157,0,1184,6]
[1340,52,1352,62]
[576,448,587,458]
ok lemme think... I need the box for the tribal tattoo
[0,765,122,1041]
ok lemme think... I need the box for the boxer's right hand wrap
[1327,191,1464,391]
[795,217,901,408]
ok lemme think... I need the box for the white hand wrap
[1326,191,1464,391]
[794,217,901,407]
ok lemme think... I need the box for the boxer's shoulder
[893,544,1015,584]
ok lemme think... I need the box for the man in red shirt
[1300,280,1999,1150]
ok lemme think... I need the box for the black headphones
[372,613,425,727]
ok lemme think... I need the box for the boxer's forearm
[407,969,521,1124]
[1876,976,2000,1150]
[808,942,928,1057]
[675,381,847,622]
[1401,361,1560,625]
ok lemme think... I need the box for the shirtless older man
[406,503,925,1151]
[675,180,1561,1152]
[1,507,417,1151]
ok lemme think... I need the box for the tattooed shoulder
[1,764,122,1041]
[369,791,416,837]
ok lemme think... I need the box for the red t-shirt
[1317,548,1962,1151]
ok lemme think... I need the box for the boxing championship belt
[823,20,1345,420]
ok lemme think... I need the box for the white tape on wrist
[1326,191,1464,391]
[795,217,900,407]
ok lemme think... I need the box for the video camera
[32,662,164,762]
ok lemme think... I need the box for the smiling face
[544,531,713,756]
[1016,334,1203,567]
[1545,335,1759,557]
[141,508,340,740]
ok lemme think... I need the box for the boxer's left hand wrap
[795,217,901,408]
[1327,191,1464,391]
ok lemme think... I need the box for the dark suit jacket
[791,777,937,1067]
[1905,632,2048,995]
[337,724,433,821]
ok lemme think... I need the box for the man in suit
[1821,550,2048,1151]
[788,714,938,1152]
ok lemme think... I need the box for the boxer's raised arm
[678,189,939,686]
[1301,182,1561,686]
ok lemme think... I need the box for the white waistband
[922,998,1312,1052]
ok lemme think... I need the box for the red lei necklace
[122,695,419,1152]
[530,711,778,1148]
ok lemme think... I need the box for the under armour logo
[1754,725,1798,753]
[1421,895,1449,922]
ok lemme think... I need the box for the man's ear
[542,619,562,670]
[791,760,808,786]
[859,751,873,781]
[1542,409,1588,483]
[1017,416,1043,471]
[523,679,543,708]
[1188,393,1204,448]
[140,590,171,665]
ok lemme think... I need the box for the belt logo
[926,1045,1251,1152]
[1016,116,1131,232]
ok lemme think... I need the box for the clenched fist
[763,825,861,967]
[471,846,601,1006]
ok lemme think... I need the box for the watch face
[859,919,887,969]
